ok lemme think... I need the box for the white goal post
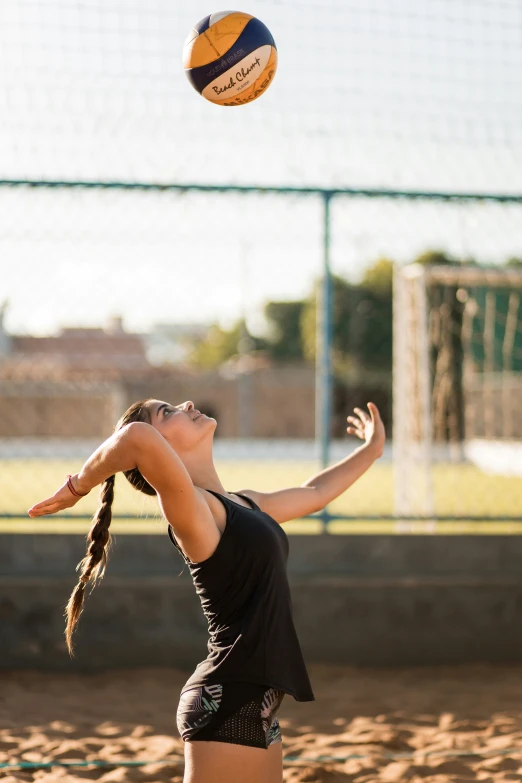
[393,263,522,519]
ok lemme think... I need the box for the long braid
[64,398,161,657]
[64,474,115,656]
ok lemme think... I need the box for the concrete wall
[0,380,119,438]
[1,534,522,671]
[125,363,317,438]
[0,365,392,441]
[0,364,316,439]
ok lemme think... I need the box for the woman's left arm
[237,402,386,522]
[301,402,385,507]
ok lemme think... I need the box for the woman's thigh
[177,681,285,783]
[183,738,283,783]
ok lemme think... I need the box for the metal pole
[415,267,435,518]
[237,240,253,438]
[392,264,410,517]
[315,192,333,528]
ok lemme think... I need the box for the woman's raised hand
[346,402,386,456]
[27,474,88,518]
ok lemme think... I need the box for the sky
[0,0,521,337]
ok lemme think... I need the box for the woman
[28,397,385,783]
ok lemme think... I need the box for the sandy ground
[1,663,522,782]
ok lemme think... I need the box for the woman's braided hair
[65,398,158,656]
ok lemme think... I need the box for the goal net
[393,263,522,520]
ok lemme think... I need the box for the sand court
[1,662,522,782]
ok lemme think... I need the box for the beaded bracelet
[66,474,89,497]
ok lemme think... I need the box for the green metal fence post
[315,191,334,532]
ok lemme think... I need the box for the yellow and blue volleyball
[183,11,277,106]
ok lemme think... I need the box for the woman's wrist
[68,472,92,496]
[72,425,140,494]
[364,438,385,459]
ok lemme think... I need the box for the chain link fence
[0,0,521,531]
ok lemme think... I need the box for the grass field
[1,458,521,535]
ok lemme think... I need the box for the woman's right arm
[74,422,148,492]
[28,423,211,536]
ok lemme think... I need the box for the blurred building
[0,312,150,437]
[144,322,213,366]
[0,314,150,381]
[0,310,316,440]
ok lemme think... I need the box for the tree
[300,274,357,368]
[362,257,394,296]
[415,249,457,267]
[263,300,306,361]
[359,257,393,373]
[186,319,268,369]
[505,257,522,267]
[301,263,393,376]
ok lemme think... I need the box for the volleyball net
[0,0,521,528]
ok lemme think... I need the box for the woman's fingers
[347,403,385,447]
[367,402,381,420]
[28,495,75,517]
[28,496,57,513]
[347,412,365,438]
[27,477,84,517]
[28,502,59,517]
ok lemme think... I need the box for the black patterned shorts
[176,681,285,749]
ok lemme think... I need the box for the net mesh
[0,1,521,530]
[394,263,522,523]
[0,0,520,187]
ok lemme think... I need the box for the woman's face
[147,399,216,451]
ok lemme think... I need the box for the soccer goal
[393,263,522,520]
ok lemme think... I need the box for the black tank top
[167,488,315,701]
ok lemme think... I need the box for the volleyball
[183,11,277,106]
